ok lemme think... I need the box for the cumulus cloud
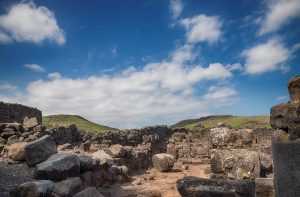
[48,72,62,80]
[242,38,289,74]
[180,15,222,44]
[259,0,300,35]
[170,0,183,19]
[2,60,235,128]
[0,2,65,45]
[24,64,45,73]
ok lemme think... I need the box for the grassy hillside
[43,115,116,133]
[172,115,270,129]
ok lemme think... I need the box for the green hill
[172,115,270,129]
[43,115,116,133]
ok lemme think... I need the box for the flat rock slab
[24,135,57,166]
[177,176,255,197]
[35,153,80,181]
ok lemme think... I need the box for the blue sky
[0,0,299,128]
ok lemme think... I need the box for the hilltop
[43,114,116,133]
[172,115,270,129]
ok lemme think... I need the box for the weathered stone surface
[8,142,27,161]
[53,177,82,197]
[210,127,254,149]
[270,102,300,139]
[108,144,126,158]
[35,153,80,181]
[24,135,57,166]
[16,180,54,197]
[23,117,38,129]
[255,178,275,197]
[288,76,300,103]
[177,176,255,197]
[51,124,81,145]
[73,187,104,197]
[78,155,97,172]
[259,153,273,176]
[272,138,300,197]
[92,150,113,165]
[152,153,175,172]
[210,149,260,180]
[0,102,42,124]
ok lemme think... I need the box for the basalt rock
[288,76,300,104]
[177,176,255,197]
[73,187,104,197]
[35,153,80,181]
[24,135,57,166]
[15,180,54,197]
[53,177,83,197]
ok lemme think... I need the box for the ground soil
[103,163,210,197]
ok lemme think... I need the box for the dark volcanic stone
[24,135,57,166]
[53,177,82,197]
[15,180,54,197]
[73,187,104,197]
[35,153,80,181]
[78,155,97,172]
[0,162,34,195]
[176,176,255,197]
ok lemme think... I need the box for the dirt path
[103,163,210,197]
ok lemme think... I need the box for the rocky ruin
[1,76,299,197]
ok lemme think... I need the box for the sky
[0,0,299,128]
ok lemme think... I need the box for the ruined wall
[0,102,42,124]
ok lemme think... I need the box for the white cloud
[0,83,17,91]
[180,15,222,44]
[259,0,300,35]
[24,64,45,73]
[0,2,65,45]
[0,31,12,43]
[48,72,62,80]
[1,59,235,128]
[242,38,289,74]
[170,0,183,19]
[204,86,238,101]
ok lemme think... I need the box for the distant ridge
[172,115,270,129]
[43,114,116,133]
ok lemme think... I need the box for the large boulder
[73,187,104,197]
[24,135,57,166]
[210,149,260,180]
[8,142,27,161]
[15,180,54,197]
[288,76,300,103]
[152,153,175,172]
[177,176,255,197]
[35,153,80,181]
[53,177,83,197]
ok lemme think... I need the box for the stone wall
[0,102,42,124]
